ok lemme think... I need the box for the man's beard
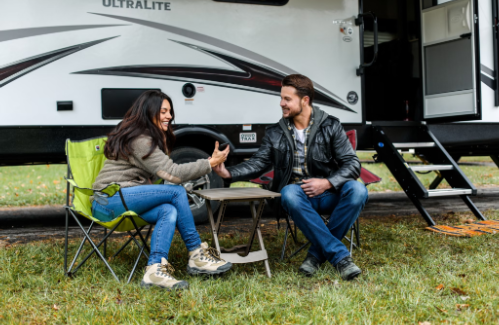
[283,103,303,119]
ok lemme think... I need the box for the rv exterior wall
[0,0,362,128]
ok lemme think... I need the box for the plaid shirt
[286,112,314,184]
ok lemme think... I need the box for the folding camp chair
[63,137,152,283]
[279,129,378,261]
[280,214,360,261]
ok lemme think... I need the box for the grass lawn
[2,160,499,207]
[1,211,498,324]
[356,152,495,164]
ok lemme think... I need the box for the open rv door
[421,0,482,122]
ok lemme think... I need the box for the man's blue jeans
[91,185,202,266]
[281,180,368,267]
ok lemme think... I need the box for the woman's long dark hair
[104,90,175,160]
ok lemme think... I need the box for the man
[213,74,368,281]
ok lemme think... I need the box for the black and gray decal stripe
[481,64,496,90]
[481,74,496,90]
[89,12,350,107]
[481,64,494,78]
[74,40,354,112]
[0,25,127,43]
[0,37,118,88]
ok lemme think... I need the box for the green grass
[2,159,499,207]
[356,151,495,163]
[0,164,67,207]
[363,163,499,193]
[1,211,498,324]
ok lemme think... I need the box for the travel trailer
[1,0,498,223]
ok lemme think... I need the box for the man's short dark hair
[282,74,314,106]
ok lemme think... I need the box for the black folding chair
[280,213,360,261]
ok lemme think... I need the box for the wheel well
[173,134,218,156]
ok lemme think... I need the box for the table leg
[206,200,221,252]
[250,200,271,278]
[245,200,265,256]
[215,201,228,235]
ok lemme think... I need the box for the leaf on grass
[15,193,19,197]
[37,176,41,179]
[435,306,447,314]
[30,180,33,184]
[464,219,475,224]
[115,298,123,305]
[52,304,59,311]
[458,274,466,278]
[436,284,444,291]
[460,296,470,301]
[456,304,470,311]
[53,180,60,185]
[450,287,467,296]
[418,322,431,325]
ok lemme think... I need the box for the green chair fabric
[65,137,148,232]
[64,136,152,283]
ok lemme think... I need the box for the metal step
[393,142,435,149]
[427,188,472,197]
[410,165,454,172]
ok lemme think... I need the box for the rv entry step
[372,122,486,226]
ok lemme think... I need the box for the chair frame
[63,140,152,283]
[280,212,360,261]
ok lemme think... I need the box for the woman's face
[155,99,173,131]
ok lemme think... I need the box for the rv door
[421,0,481,121]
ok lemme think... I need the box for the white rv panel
[0,0,363,127]
[477,0,499,122]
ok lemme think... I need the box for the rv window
[101,89,160,119]
[213,0,288,5]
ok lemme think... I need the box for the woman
[92,90,231,290]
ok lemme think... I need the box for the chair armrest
[65,178,121,197]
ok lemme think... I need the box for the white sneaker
[140,257,189,290]
[187,242,232,275]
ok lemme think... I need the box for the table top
[193,187,281,201]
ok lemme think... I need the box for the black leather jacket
[227,107,361,193]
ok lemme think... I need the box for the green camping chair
[64,137,152,283]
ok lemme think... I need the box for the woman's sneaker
[141,257,189,290]
[187,242,232,275]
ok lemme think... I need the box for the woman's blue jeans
[91,185,202,265]
[281,180,368,267]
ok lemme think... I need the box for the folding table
[192,187,281,278]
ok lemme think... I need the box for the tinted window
[101,88,160,119]
[214,0,288,6]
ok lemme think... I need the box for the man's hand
[301,178,332,197]
[212,161,232,179]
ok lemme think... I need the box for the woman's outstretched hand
[209,141,230,168]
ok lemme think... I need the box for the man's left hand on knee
[301,178,333,197]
